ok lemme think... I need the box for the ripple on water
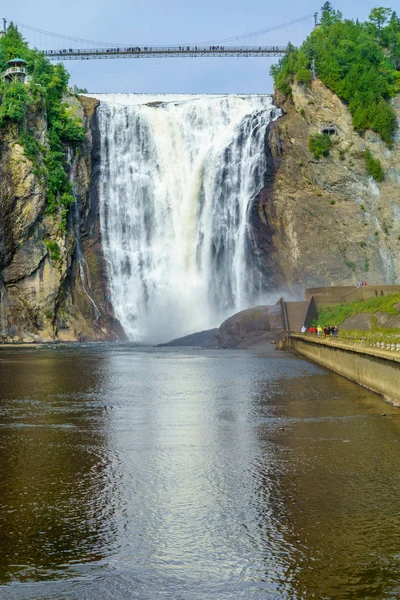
[0,347,400,599]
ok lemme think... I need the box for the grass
[317,292,400,327]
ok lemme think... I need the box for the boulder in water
[158,329,219,347]
[215,304,284,348]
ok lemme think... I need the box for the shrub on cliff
[0,81,31,124]
[309,133,333,159]
[365,148,384,181]
[45,240,61,262]
[0,24,85,219]
[271,3,400,145]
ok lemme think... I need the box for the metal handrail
[2,66,27,76]
[44,45,289,60]
[293,332,400,353]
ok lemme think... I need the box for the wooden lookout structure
[1,58,29,84]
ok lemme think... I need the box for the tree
[297,67,312,84]
[381,11,400,67]
[271,6,399,144]
[369,7,392,40]
[321,2,343,26]
[321,2,334,22]
[0,24,86,217]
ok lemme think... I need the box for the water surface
[0,345,399,599]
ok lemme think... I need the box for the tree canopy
[0,24,85,214]
[271,5,400,144]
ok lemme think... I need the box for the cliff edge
[0,95,123,342]
[251,80,400,293]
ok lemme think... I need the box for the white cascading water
[90,93,279,343]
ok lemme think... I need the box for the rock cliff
[1,81,399,343]
[251,80,400,294]
[0,95,123,342]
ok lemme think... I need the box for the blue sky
[11,0,390,93]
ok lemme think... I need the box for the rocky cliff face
[251,80,400,294]
[1,81,399,343]
[0,95,123,342]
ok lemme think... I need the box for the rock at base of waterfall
[158,329,219,348]
[159,303,285,350]
[215,304,284,349]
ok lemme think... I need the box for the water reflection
[0,348,117,583]
[252,372,400,599]
[1,346,400,599]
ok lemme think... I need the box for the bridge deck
[45,46,288,60]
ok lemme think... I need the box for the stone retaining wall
[289,334,400,406]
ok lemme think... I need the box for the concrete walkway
[291,334,400,363]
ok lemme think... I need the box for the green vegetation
[317,292,400,326]
[365,148,385,181]
[0,80,31,124]
[308,132,333,158]
[0,24,85,220]
[45,240,61,262]
[344,259,356,271]
[271,3,400,145]
[73,84,88,94]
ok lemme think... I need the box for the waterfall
[92,93,279,343]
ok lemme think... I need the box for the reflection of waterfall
[92,94,280,343]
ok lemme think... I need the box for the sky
[10,0,390,94]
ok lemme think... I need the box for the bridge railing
[44,45,289,60]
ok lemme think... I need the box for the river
[0,345,400,599]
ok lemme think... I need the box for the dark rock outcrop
[158,328,218,347]
[0,95,123,342]
[215,303,284,348]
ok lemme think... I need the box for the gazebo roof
[7,57,27,65]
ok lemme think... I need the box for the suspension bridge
[43,46,289,60]
[1,12,317,61]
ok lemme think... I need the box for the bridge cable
[192,13,315,44]
[11,12,315,49]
